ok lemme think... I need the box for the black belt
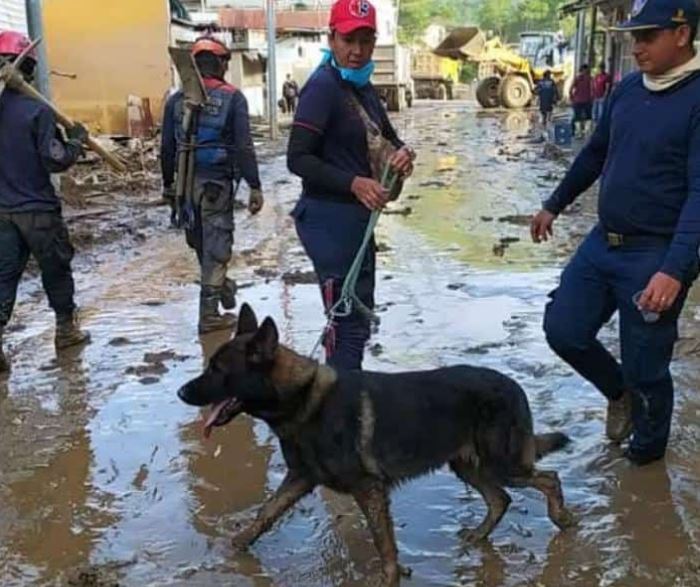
[603,230,671,248]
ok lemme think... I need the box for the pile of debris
[60,136,162,209]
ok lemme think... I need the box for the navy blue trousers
[292,197,375,370]
[0,211,76,326]
[543,226,696,457]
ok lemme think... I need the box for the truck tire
[500,74,532,109]
[475,77,501,108]
[406,90,413,108]
[437,84,448,100]
[386,88,400,112]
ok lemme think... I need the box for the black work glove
[248,188,264,215]
[66,122,89,144]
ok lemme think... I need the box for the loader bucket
[433,27,485,61]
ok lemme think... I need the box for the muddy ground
[1,102,699,587]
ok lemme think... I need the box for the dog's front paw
[552,507,578,530]
[458,527,489,545]
[373,564,402,587]
[231,531,255,552]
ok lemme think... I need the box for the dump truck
[412,50,460,100]
[372,44,413,111]
[434,27,573,109]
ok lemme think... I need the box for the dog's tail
[535,432,570,459]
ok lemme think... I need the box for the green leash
[310,164,398,357]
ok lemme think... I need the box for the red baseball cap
[0,31,37,60]
[329,0,377,34]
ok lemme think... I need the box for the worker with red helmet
[161,35,263,334]
[0,30,90,373]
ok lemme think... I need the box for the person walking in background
[570,64,593,138]
[592,63,612,122]
[161,36,264,334]
[282,74,300,115]
[535,70,560,128]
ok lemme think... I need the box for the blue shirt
[0,89,81,212]
[290,64,403,202]
[545,71,700,281]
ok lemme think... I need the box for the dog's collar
[290,363,337,426]
[280,363,338,433]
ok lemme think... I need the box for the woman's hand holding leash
[352,176,389,210]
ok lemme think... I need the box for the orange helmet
[191,36,231,60]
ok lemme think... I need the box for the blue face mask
[320,48,375,88]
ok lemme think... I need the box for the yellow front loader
[434,27,574,109]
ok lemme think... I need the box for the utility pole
[266,0,278,140]
[25,0,51,99]
[588,5,598,68]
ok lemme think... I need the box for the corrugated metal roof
[559,0,625,15]
[0,0,28,33]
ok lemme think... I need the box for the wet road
[1,102,699,587]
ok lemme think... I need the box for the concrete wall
[42,0,172,135]
[228,52,266,117]
[0,0,27,33]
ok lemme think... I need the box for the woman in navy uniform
[287,0,414,370]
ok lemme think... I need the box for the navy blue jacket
[0,89,81,212]
[161,77,261,190]
[536,78,559,112]
[287,64,404,203]
[545,71,700,281]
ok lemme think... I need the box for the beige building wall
[42,0,172,135]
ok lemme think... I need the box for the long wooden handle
[9,74,127,172]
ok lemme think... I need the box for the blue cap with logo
[613,0,700,30]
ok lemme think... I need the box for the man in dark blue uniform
[161,36,263,334]
[530,0,700,465]
[0,30,90,373]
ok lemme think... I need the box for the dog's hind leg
[507,469,575,531]
[450,458,511,544]
[353,481,407,587]
[232,472,314,551]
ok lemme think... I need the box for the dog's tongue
[202,400,229,439]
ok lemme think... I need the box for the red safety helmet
[191,36,231,60]
[0,30,37,60]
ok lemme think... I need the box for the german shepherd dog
[178,304,574,586]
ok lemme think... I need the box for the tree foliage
[398,0,572,44]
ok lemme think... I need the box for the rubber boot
[221,278,238,310]
[199,287,236,334]
[606,390,633,442]
[55,311,91,350]
[0,326,8,373]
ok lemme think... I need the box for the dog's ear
[236,303,259,337]
[247,317,279,364]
